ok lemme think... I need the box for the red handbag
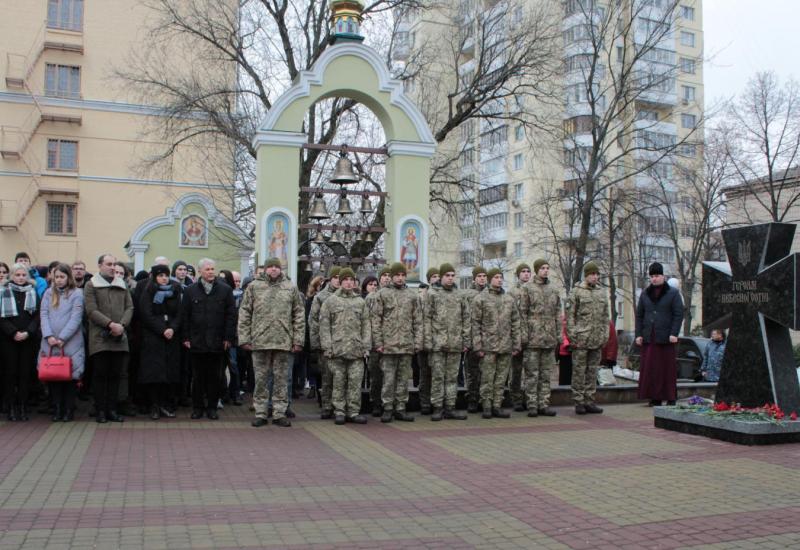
[38,347,73,382]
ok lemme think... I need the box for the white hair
[154,256,169,266]
[11,263,29,275]
[197,258,215,270]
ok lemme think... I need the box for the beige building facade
[0,0,250,273]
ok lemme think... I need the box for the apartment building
[0,0,250,273]
[396,0,704,330]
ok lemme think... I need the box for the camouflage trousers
[319,353,334,414]
[479,353,511,409]
[252,350,290,420]
[524,347,554,410]
[509,353,525,408]
[465,351,482,407]
[368,352,382,411]
[329,357,365,418]
[417,351,431,409]
[571,348,601,405]
[381,354,412,412]
[430,351,461,409]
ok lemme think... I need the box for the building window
[481,212,508,231]
[513,153,524,171]
[513,242,523,258]
[680,31,695,47]
[45,64,81,98]
[636,109,659,121]
[680,58,696,74]
[680,143,697,157]
[460,276,472,289]
[514,211,524,229]
[514,183,524,201]
[460,251,475,265]
[681,113,697,129]
[46,202,77,235]
[680,5,695,21]
[515,124,524,142]
[47,139,78,170]
[682,85,696,101]
[47,0,83,31]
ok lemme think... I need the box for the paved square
[1,400,799,549]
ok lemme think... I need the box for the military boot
[538,407,557,417]
[420,404,432,415]
[430,408,443,421]
[584,403,603,414]
[513,403,526,412]
[394,410,414,422]
[371,405,383,417]
[380,410,394,423]
[334,414,346,425]
[491,408,510,418]
[273,417,291,427]
[320,410,334,420]
[467,401,479,414]
[575,404,587,415]
[349,415,368,424]
[481,401,492,419]
[527,409,539,418]
[443,408,467,420]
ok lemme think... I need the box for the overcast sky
[703,0,798,110]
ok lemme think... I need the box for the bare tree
[724,71,800,223]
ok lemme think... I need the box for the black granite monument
[702,223,800,414]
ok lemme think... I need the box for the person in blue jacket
[701,329,726,383]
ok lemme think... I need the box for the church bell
[359,196,373,213]
[308,195,329,220]
[336,194,353,216]
[329,149,359,185]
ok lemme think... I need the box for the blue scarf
[153,284,174,304]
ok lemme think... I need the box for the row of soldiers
[237,257,609,427]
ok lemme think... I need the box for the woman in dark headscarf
[635,262,684,406]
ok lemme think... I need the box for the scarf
[201,279,214,295]
[153,284,175,304]
[0,283,37,318]
[233,288,243,308]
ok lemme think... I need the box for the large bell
[359,196,373,213]
[336,194,353,216]
[304,262,312,272]
[329,231,340,244]
[364,232,373,243]
[314,230,325,243]
[330,151,359,185]
[308,195,329,220]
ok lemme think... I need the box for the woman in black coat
[635,262,684,406]
[138,264,183,420]
[0,264,40,421]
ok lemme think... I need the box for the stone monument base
[654,407,800,445]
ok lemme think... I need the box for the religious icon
[180,215,207,248]
[399,220,422,282]
[266,214,290,270]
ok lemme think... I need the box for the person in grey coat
[40,263,85,422]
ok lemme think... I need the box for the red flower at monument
[713,402,730,412]
[791,412,798,421]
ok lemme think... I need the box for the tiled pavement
[1,400,800,549]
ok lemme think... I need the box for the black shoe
[443,409,467,420]
[107,411,124,422]
[251,417,268,428]
[19,405,29,421]
[8,405,18,421]
[150,406,161,421]
[431,408,443,422]
[420,404,432,415]
[190,409,204,419]
[481,409,492,419]
[467,402,479,414]
[63,409,74,422]
[527,409,539,418]
[584,403,603,414]
[335,414,346,425]
[159,407,176,418]
[371,407,382,417]
[538,407,557,417]
[666,400,676,406]
[286,408,296,419]
[381,411,393,423]
[273,417,291,427]
[491,408,510,418]
[513,404,526,412]
[207,409,219,420]
[648,399,662,407]
[52,406,63,422]
[233,399,243,407]
[349,415,367,424]
[96,411,107,424]
[575,405,587,415]
[320,410,334,420]
[394,411,414,422]
[118,403,137,417]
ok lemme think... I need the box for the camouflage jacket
[424,284,469,352]
[471,286,521,354]
[462,283,485,348]
[319,288,371,360]
[519,276,561,348]
[238,274,305,351]
[309,284,335,351]
[364,291,379,351]
[565,280,609,350]
[371,284,423,354]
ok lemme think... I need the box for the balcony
[480,226,508,245]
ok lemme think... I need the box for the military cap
[439,262,456,276]
[339,267,356,280]
[487,267,503,280]
[472,265,487,278]
[515,263,531,277]
[327,265,341,279]
[533,258,549,273]
[583,261,600,276]
[389,262,407,276]
[265,257,282,269]
[426,267,439,282]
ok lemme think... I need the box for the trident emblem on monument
[737,240,752,265]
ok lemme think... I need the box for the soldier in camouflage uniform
[472,268,521,419]
[519,258,561,417]
[565,261,609,415]
[509,263,531,411]
[463,265,488,413]
[320,268,370,425]
[309,266,341,419]
[424,263,468,421]
[367,267,391,416]
[238,258,305,428]
[371,262,423,423]
[417,267,440,415]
